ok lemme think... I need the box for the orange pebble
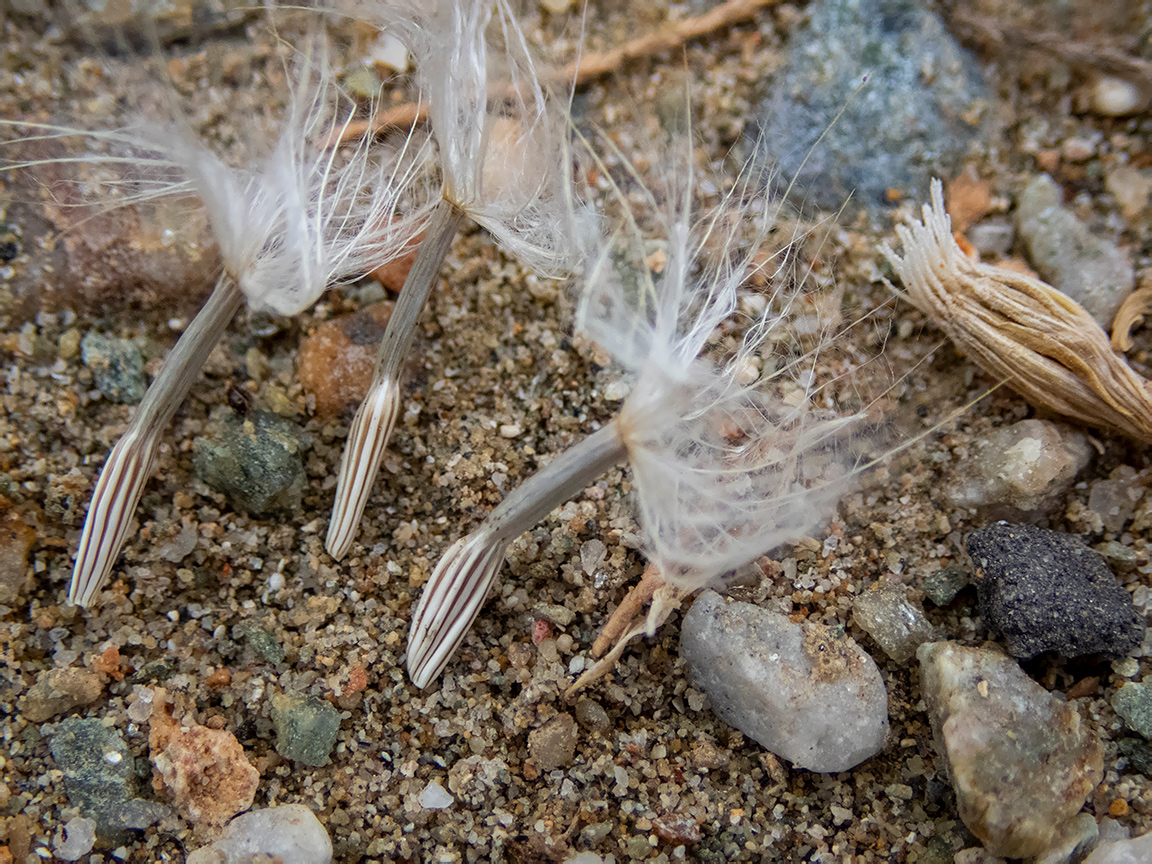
[1110,798,1129,817]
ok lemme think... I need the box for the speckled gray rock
[680,591,888,772]
[1112,683,1152,739]
[49,718,135,832]
[185,805,332,864]
[757,0,990,221]
[193,410,311,515]
[921,566,968,607]
[1083,830,1152,864]
[967,522,1143,660]
[1088,468,1142,532]
[81,332,145,404]
[528,713,577,771]
[1016,174,1134,329]
[852,582,942,662]
[918,642,1103,858]
[271,693,341,767]
[943,419,1091,519]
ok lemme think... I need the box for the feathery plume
[326,0,586,560]
[5,36,435,606]
[407,132,867,689]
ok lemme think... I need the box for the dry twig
[1112,284,1152,353]
[884,179,1152,444]
[333,0,779,143]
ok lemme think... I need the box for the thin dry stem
[71,276,244,606]
[884,179,1152,444]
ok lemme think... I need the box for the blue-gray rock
[967,522,1143,660]
[193,410,311,514]
[757,0,991,221]
[81,332,145,404]
[1015,174,1134,329]
[270,693,341,767]
[49,718,135,832]
[680,591,888,772]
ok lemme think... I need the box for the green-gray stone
[1113,683,1152,739]
[921,566,968,607]
[271,693,341,767]
[241,621,285,664]
[49,718,134,831]
[1119,737,1152,775]
[81,332,145,404]
[193,410,311,514]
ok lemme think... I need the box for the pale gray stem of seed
[407,421,628,687]
[326,198,466,560]
[70,274,244,607]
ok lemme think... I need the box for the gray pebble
[81,332,145,404]
[921,566,969,607]
[1113,683,1152,739]
[852,581,941,662]
[918,641,1102,858]
[49,718,135,833]
[1015,174,1134,329]
[943,419,1090,519]
[680,591,888,772]
[271,693,341,767]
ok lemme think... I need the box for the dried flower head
[882,178,1152,444]
[406,132,869,688]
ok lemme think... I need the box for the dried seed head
[577,135,864,593]
[883,178,1152,444]
[346,0,584,275]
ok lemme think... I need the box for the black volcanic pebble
[967,522,1143,660]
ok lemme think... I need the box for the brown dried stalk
[333,0,779,144]
[883,179,1152,444]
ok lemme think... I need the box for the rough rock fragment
[81,332,146,404]
[185,805,332,864]
[193,410,311,515]
[48,719,135,832]
[967,522,1143,659]
[270,693,341,767]
[943,419,1090,518]
[297,302,394,419]
[852,581,941,662]
[21,667,103,723]
[1112,682,1152,739]
[680,591,888,772]
[528,713,577,771]
[917,641,1102,858]
[148,690,259,831]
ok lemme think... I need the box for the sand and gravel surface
[2,1,1152,861]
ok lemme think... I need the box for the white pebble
[186,805,331,864]
[1092,75,1145,117]
[419,780,454,810]
[53,817,96,861]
